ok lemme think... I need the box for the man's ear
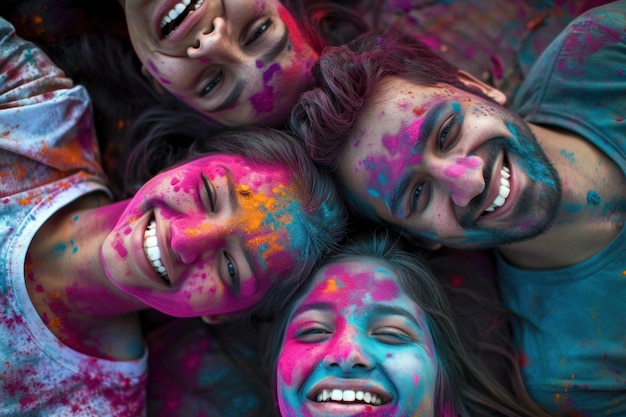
[141,65,166,95]
[456,70,507,106]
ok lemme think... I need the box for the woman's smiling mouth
[314,388,387,405]
[160,0,205,38]
[143,217,171,284]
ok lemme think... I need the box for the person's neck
[26,193,144,360]
[497,123,625,270]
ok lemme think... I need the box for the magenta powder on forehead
[370,278,400,302]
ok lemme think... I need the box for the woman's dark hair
[265,230,554,417]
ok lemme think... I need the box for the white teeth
[161,0,203,28]
[144,219,169,282]
[484,165,511,213]
[315,389,383,405]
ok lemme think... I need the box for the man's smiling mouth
[483,162,510,215]
[314,389,387,405]
[160,0,205,38]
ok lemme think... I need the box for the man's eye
[246,19,272,45]
[439,116,458,151]
[224,252,240,295]
[410,182,425,213]
[201,172,216,212]
[199,70,223,97]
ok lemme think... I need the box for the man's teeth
[484,165,510,213]
[144,219,170,283]
[161,0,204,28]
[315,389,383,405]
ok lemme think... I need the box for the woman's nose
[186,17,241,64]
[170,219,226,264]
[322,330,374,373]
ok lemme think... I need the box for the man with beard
[289,2,626,415]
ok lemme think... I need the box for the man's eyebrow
[260,25,289,63]
[371,304,421,329]
[211,80,245,113]
[387,101,448,218]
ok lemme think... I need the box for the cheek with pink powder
[355,118,425,213]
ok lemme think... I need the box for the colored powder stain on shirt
[560,149,576,163]
[586,190,601,206]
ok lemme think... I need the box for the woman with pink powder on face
[119,0,369,128]
[0,18,346,416]
[268,231,555,417]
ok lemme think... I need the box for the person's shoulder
[570,0,626,32]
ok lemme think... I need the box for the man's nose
[438,156,485,207]
[170,219,227,264]
[186,17,241,63]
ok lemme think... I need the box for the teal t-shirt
[504,1,626,415]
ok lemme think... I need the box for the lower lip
[306,401,392,416]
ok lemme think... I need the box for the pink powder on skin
[443,156,482,178]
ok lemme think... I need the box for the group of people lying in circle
[1,0,624,416]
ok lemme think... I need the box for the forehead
[302,257,412,309]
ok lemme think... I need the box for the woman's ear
[456,70,507,106]
[141,65,166,95]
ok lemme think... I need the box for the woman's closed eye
[294,324,332,343]
[372,327,416,345]
[200,172,216,212]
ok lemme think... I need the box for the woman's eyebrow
[292,301,332,318]
[371,304,421,329]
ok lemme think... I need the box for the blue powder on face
[587,190,601,206]
[505,121,558,189]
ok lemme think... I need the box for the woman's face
[122,0,319,127]
[101,154,308,317]
[277,257,439,417]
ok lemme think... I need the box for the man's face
[338,76,561,249]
